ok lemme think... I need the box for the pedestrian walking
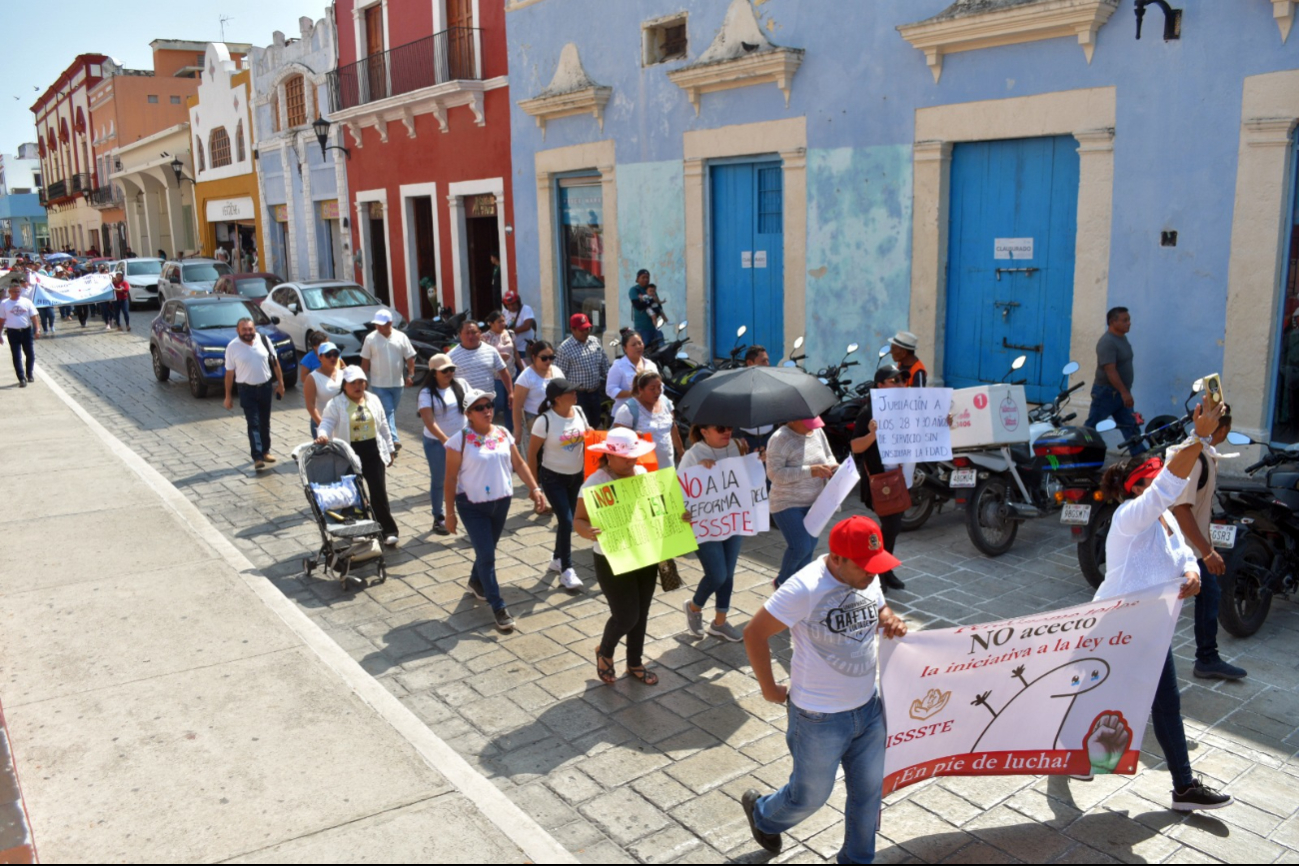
[502,291,536,359]
[628,269,664,347]
[223,316,286,471]
[1090,399,1234,810]
[360,309,416,452]
[302,341,344,438]
[613,369,683,470]
[36,297,55,337]
[315,366,400,546]
[767,417,838,588]
[512,339,564,456]
[888,330,928,387]
[680,423,750,641]
[741,515,908,861]
[444,388,545,633]
[417,354,468,536]
[1,282,39,387]
[1085,307,1143,449]
[110,270,131,332]
[738,345,774,455]
[554,313,610,426]
[529,379,590,592]
[299,330,336,374]
[606,330,658,420]
[849,364,912,593]
[1167,404,1248,681]
[575,427,685,686]
[449,319,514,425]
[482,310,519,433]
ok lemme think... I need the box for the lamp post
[312,116,351,161]
[169,156,193,185]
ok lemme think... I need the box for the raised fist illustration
[1084,711,1133,775]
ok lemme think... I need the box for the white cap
[462,388,493,412]
[371,309,394,326]
[342,366,368,384]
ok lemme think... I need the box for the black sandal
[626,665,659,686]
[595,646,616,685]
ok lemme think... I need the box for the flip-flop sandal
[595,646,616,685]
[626,666,659,686]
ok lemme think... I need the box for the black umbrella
[677,365,838,428]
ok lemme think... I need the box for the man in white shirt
[223,317,286,470]
[449,318,512,407]
[1,282,40,387]
[742,516,909,862]
[361,309,417,451]
[502,291,536,358]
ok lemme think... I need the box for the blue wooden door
[711,162,784,361]
[944,136,1079,403]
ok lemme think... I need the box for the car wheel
[150,345,170,381]
[187,360,209,399]
[282,367,298,389]
[303,329,318,354]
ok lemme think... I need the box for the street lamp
[169,157,194,185]
[312,116,351,161]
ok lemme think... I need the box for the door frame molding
[447,176,506,314]
[399,182,442,320]
[908,87,1116,396]
[354,187,394,309]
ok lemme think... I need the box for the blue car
[150,296,298,398]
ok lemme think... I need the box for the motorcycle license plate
[1211,524,1238,550]
[1061,504,1092,525]
[950,469,977,488]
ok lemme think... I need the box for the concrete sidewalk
[0,374,574,863]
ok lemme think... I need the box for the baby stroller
[297,440,389,591]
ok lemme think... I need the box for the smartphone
[1203,373,1224,407]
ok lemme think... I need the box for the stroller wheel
[377,560,388,584]
[303,556,315,577]
[343,575,365,592]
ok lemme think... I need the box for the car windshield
[182,263,232,282]
[127,261,163,276]
[188,301,268,330]
[300,284,379,311]
[235,277,278,298]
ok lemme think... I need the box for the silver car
[261,280,405,356]
[158,258,233,302]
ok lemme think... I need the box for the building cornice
[327,76,506,140]
[667,48,803,116]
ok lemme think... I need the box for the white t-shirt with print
[446,426,515,502]
[532,408,588,475]
[765,557,884,713]
[516,364,565,416]
[417,378,468,440]
[581,465,647,557]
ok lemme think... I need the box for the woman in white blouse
[315,367,399,546]
[613,369,683,470]
[417,353,469,536]
[302,341,344,439]
[606,331,658,420]
[513,339,564,455]
[1091,400,1232,812]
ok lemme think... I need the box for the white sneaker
[383,535,398,547]
[559,568,583,591]
[548,557,562,573]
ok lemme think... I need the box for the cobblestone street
[27,324,1299,864]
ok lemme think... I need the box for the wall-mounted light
[312,116,351,161]
[169,156,194,185]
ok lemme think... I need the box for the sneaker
[707,620,744,642]
[741,790,782,855]
[432,516,449,536]
[1070,774,1094,782]
[493,606,515,633]
[548,557,562,573]
[684,601,704,638]
[1193,659,1247,681]
[105,324,112,331]
[254,460,266,470]
[262,454,277,464]
[1172,778,1234,812]
[383,535,398,547]
[559,568,583,591]
[467,578,486,602]
[18,379,26,388]
[26,377,34,384]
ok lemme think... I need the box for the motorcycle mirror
[1011,355,1027,371]
[793,336,805,350]
[676,351,690,360]
[878,344,891,358]
[782,360,797,367]
[846,343,859,354]
[1095,419,1118,432]
[677,320,688,332]
[1226,431,1252,446]
[1192,377,1204,392]
[736,325,747,338]
[1062,361,1080,376]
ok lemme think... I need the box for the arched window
[196,139,206,172]
[235,120,246,162]
[210,127,231,168]
[285,75,306,127]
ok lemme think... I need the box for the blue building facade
[251,16,351,282]
[0,193,48,251]
[506,0,1299,441]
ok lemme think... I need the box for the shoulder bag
[868,467,913,517]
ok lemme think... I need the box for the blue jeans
[540,467,583,570]
[38,307,54,331]
[693,534,742,612]
[423,436,447,518]
[111,298,130,328]
[1194,559,1221,665]
[1151,649,1193,789]
[494,379,513,433]
[1086,385,1143,453]
[456,494,511,611]
[755,696,886,865]
[5,327,34,381]
[238,381,274,461]
[637,325,664,349]
[773,506,817,587]
[371,385,404,444]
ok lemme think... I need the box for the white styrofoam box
[949,384,1030,449]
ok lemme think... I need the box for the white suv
[113,258,165,305]
[158,258,233,302]
[261,280,405,356]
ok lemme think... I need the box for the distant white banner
[30,273,115,307]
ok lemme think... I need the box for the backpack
[536,406,589,473]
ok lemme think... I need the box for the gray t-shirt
[1095,331,1134,391]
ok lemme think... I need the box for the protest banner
[873,387,953,463]
[582,467,699,574]
[879,583,1182,794]
[679,453,769,543]
[29,273,114,307]
[803,458,860,538]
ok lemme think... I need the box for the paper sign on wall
[754,250,768,268]
[994,238,1034,260]
[741,251,752,269]
[874,388,954,463]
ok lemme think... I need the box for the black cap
[545,379,580,401]
[874,364,904,385]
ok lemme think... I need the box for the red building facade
[329,0,515,321]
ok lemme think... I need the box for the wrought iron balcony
[45,179,67,201]
[70,173,91,194]
[329,27,482,111]
[90,185,122,208]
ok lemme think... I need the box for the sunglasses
[469,402,493,413]
[711,425,734,433]
[322,351,341,359]
[437,366,457,374]
[538,354,555,362]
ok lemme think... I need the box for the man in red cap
[555,312,610,425]
[502,290,535,358]
[741,515,909,862]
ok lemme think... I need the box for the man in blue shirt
[628,269,664,347]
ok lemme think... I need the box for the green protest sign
[582,467,699,575]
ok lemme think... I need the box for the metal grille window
[235,120,246,162]
[643,16,688,65]
[758,167,782,234]
[210,127,231,168]
[286,75,307,127]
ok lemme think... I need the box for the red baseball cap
[503,291,519,304]
[570,313,592,330]
[829,515,901,575]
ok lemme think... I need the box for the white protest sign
[879,583,1181,794]
[678,453,769,543]
[873,388,953,463]
[802,458,860,538]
